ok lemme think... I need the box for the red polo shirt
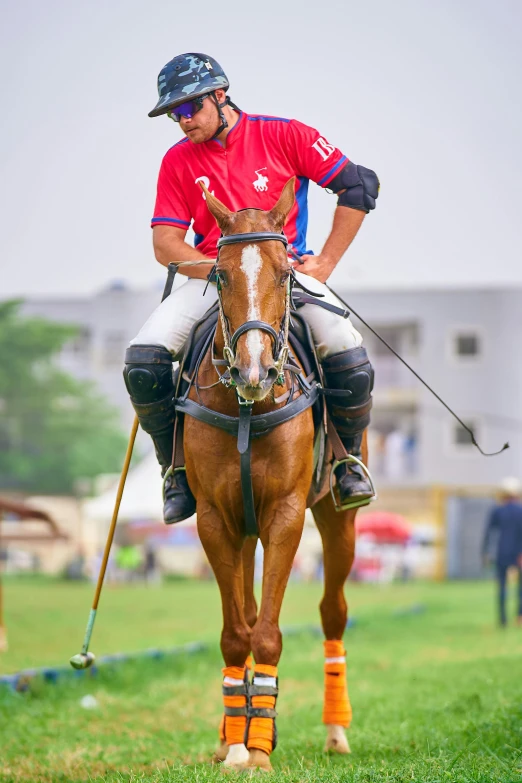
[152,112,348,257]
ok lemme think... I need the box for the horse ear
[199,181,235,232]
[268,177,296,230]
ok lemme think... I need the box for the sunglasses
[168,95,207,122]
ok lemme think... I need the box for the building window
[452,330,481,359]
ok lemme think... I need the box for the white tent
[83,452,184,524]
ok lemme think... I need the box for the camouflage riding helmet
[148,53,229,118]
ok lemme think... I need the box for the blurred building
[18,283,522,489]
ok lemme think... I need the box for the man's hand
[292,254,335,283]
[292,206,366,283]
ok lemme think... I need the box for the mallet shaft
[71,264,178,666]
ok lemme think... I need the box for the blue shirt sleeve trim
[318,155,347,187]
[151,217,191,227]
[247,116,291,123]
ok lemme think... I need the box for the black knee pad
[322,347,374,438]
[322,347,374,406]
[123,344,176,441]
[123,344,174,404]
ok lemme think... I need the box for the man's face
[179,92,222,144]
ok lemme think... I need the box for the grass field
[1,577,522,782]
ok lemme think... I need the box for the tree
[0,300,127,494]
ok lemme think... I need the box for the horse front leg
[196,502,252,771]
[246,496,307,772]
[214,536,257,764]
[311,490,357,754]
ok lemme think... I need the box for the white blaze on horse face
[240,244,263,384]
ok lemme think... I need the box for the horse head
[201,178,295,402]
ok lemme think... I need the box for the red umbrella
[356,511,412,544]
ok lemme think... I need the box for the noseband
[215,231,291,390]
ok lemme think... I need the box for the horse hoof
[211,741,228,764]
[223,743,250,770]
[324,724,350,754]
[247,749,273,772]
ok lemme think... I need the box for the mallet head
[70,651,96,670]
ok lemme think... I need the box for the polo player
[123,52,380,524]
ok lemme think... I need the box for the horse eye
[217,270,228,287]
[280,271,290,287]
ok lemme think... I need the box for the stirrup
[329,454,377,512]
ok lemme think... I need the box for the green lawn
[1,578,522,782]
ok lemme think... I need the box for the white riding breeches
[129,270,363,361]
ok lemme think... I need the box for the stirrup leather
[329,454,377,512]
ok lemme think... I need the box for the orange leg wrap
[323,640,352,727]
[219,656,253,744]
[246,664,278,755]
[222,665,248,746]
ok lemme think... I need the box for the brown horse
[183,179,366,771]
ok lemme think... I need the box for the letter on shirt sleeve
[286,120,349,189]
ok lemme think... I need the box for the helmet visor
[168,95,207,122]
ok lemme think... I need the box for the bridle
[213,230,292,395]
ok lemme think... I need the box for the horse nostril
[229,366,244,386]
[266,366,279,385]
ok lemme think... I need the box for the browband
[217,232,288,248]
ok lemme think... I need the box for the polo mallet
[288,247,508,458]
[70,263,178,670]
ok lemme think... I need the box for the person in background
[482,477,522,627]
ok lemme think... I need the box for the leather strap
[224,706,248,717]
[292,292,350,319]
[175,383,319,438]
[230,320,279,353]
[217,232,288,249]
[248,707,277,719]
[223,684,247,696]
[238,403,257,537]
[326,412,349,462]
[249,684,279,696]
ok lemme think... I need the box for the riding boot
[321,347,375,507]
[123,344,196,524]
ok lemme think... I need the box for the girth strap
[238,403,257,537]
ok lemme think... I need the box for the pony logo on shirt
[253,168,269,192]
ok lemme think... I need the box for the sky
[1,0,521,297]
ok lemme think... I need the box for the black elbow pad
[328,161,380,213]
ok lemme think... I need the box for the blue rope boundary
[0,641,208,692]
[0,606,425,693]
